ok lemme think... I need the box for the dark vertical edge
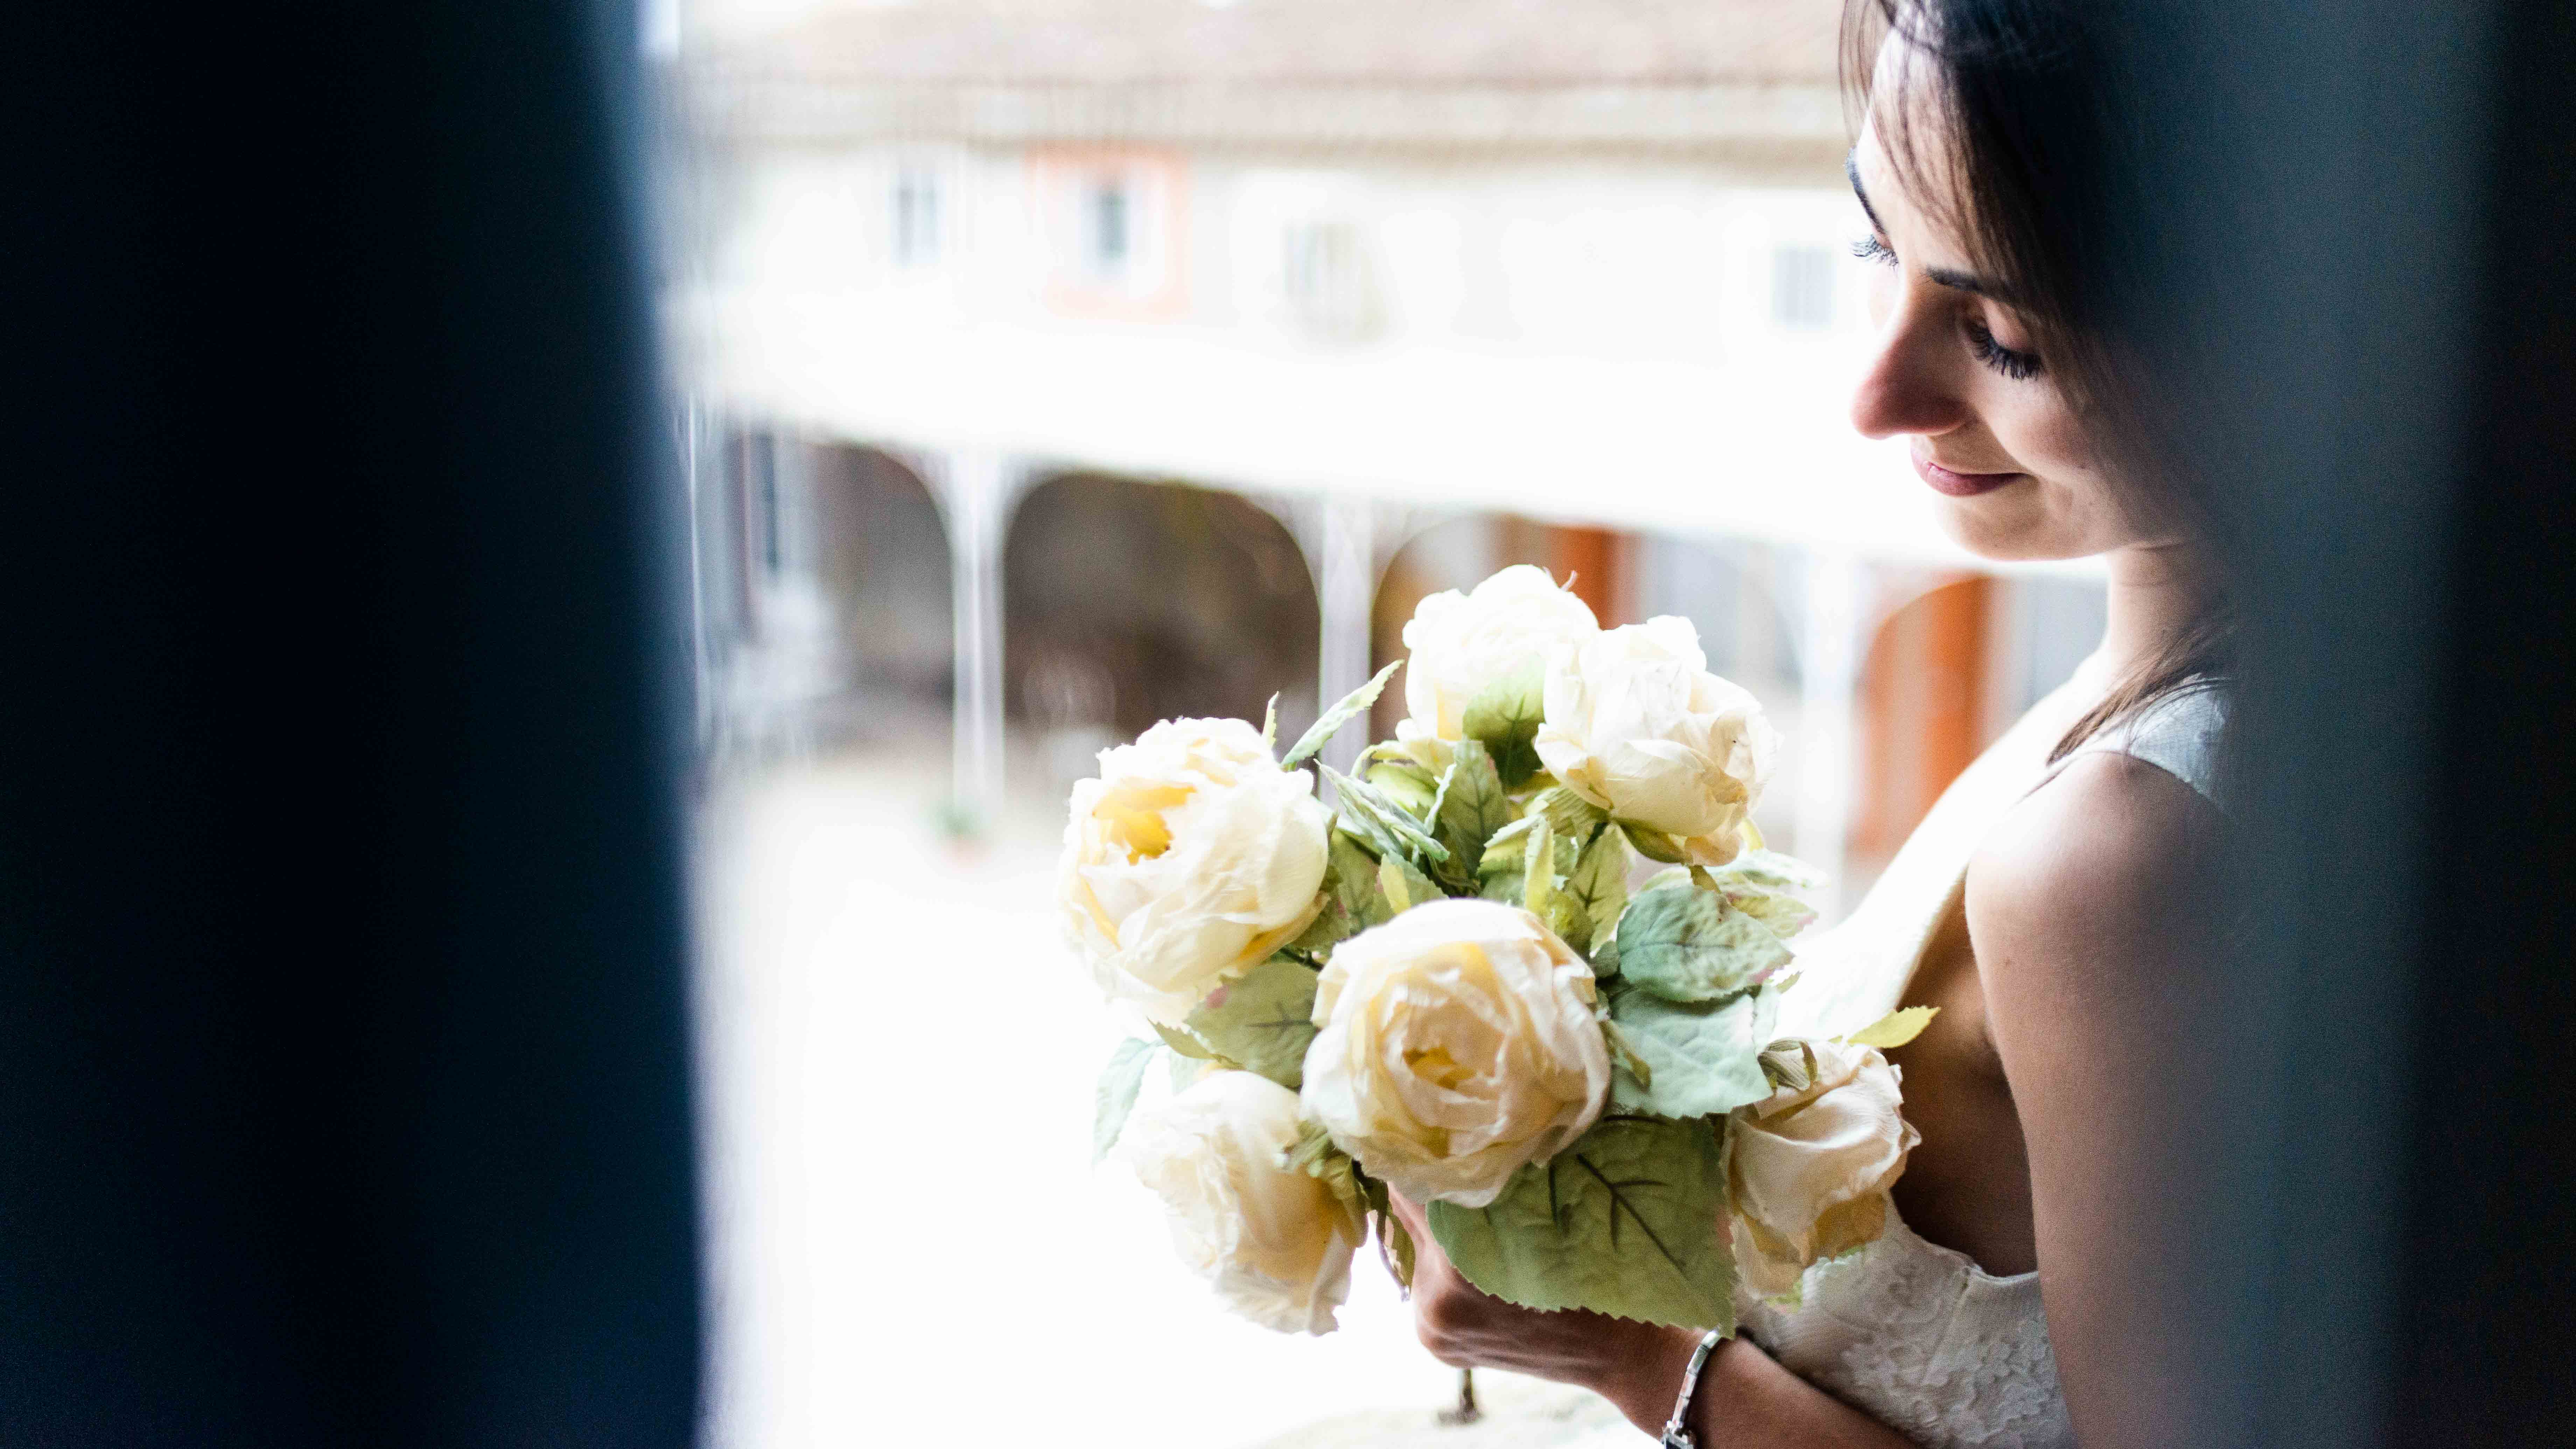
[2097,1,2502,1443]
[2389,0,2576,1441]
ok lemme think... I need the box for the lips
[1911,451,2022,498]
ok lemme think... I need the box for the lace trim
[1744,1217,2073,1449]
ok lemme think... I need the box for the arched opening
[695,429,953,755]
[806,444,954,733]
[1003,474,1318,793]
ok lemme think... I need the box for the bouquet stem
[1438,1368,1481,1427]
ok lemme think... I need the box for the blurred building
[665,0,2102,901]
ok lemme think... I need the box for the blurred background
[650,1,2109,1444]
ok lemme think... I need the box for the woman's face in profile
[1845,45,2145,562]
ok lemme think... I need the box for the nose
[1849,302,1973,442]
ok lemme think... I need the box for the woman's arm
[1385,1192,1913,1448]
[1967,752,2230,1448]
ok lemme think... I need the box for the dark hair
[1841,0,2234,760]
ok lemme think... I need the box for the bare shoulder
[1964,751,2234,1446]
[1965,752,2223,1009]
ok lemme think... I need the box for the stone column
[933,451,1021,824]
[1313,496,1377,776]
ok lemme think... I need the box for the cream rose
[1123,1070,1365,1335]
[1059,717,1330,1025]
[1399,565,1599,743]
[1301,898,1610,1208]
[1725,1038,1920,1298]
[1534,616,1778,866]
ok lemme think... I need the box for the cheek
[1992,389,2096,488]
[1994,391,2144,551]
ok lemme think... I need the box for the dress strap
[2037,679,2231,810]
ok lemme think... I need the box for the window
[1029,149,1187,316]
[891,168,940,267]
[1086,178,1132,276]
[1772,244,1836,330]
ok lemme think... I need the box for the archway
[1003,474,1319,794]
[693,428,953,757]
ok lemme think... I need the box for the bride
[1380,3,2231,1446]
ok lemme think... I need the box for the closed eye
[1963,315,2044,380]
[1851,234,1896,266]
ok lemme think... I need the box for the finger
[1384,1188,1430,1238]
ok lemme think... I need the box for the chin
[1929,488,2104,564]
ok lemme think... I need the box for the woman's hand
[1385,1193,1919,1447]
[1384,1191,1698,1434]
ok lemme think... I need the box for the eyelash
[1852,234,2045,380]
[1963,315,2044,380]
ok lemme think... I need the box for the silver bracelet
[1659,1330,1724,1449]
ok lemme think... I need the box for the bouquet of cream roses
[1064,566,1932,1337]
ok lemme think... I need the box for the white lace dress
[1728,665,2231,1448]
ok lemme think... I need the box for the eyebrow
[1924,266,2007,300]
[1847,152,2017,303]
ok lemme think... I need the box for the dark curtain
[0,0,700,1444]
[2106,0,2576,1444]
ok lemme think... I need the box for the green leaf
[1283,1118,1339,1176]
[1324,765,1451,866]
[1531,786,1610,842]
[1427,1114,1735,1330]
[1539,893,1592,955]
[1613,884,1795,1004]
[1719,885,1818,940]
[1605,981,1777,1118]
[1843,1005,1939,1051]
[1461,664,1546,789]
[1261,692,1280,751]
[1620,820,1690,864]
[1713,848,1826,896]
[1522,812,1556,919]
[1153,1020,1220,1061]
[1379,1203,1418,1291]
[1365,761,1439,818]
[1296,830,1394,956]
[1328,805,1418,888]
[1183,956,1322,1089]
[1469,815,1528,902]
[1431,739,1510,877]
[1377,857,1416,913]
[1092,1038,1156,1164]
[1508,808,1602,951]
[1400,856,1448,909]
[1283,1127,1371,1224]
[1602,1020,1654,1088]
[1706,849,1826,939]
[1282,659,1403,770]
[1563,827,1630,956]
[1757,1039,1816,1093]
